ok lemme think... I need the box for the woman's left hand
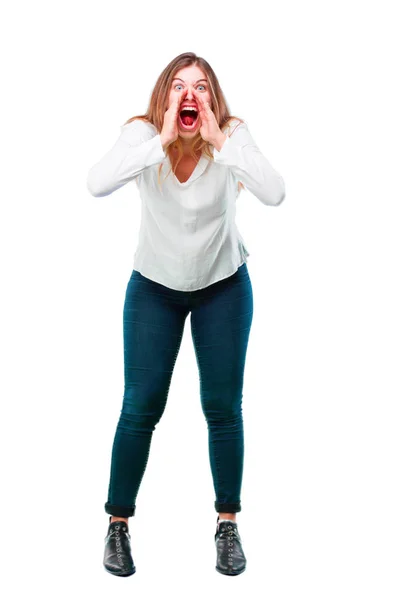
[192,89,224,146]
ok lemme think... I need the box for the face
[167,64,211,141]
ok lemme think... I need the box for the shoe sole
[215,565,246,576]
[104,565,136,577]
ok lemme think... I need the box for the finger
[174,90,185,114]
[175,89,185,104]
[198,97,211,114]
[197,105,206,119]
[194,93,206,112]
[192,88,202,103]
[194,89,205,106]
[195,90,206,104]
[175,89,185,105]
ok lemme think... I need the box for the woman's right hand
[160,89,186,150]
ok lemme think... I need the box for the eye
[174,84,183,90]
[197,85,206,91]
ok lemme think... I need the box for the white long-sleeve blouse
[87,118,285,291]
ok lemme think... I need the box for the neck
[172,143,201,159]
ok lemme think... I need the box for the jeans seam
[191,315,222,502]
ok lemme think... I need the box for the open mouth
[179,107,199,130]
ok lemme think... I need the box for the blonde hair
[123,52,245,193]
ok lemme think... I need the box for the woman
[87,52,285,577]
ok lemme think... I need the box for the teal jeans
[105,262,253,517]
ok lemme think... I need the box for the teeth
[180,105,198,128]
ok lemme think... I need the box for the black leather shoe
[215,517,246,576]
[103,517,136,576]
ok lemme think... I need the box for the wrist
[160,132,171,153]
[212,131,227,152]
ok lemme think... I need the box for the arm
[86,120,166,197]
[212,121,286,206]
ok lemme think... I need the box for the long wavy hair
[123,52,245,192]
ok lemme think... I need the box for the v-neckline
[167,153,208,187]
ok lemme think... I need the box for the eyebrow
[172,78,208,84]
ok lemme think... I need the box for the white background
[2,0,399,598]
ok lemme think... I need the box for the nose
[183,87,195,100]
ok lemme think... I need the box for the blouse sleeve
[213,120,286,206]
[86,120,166,197]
